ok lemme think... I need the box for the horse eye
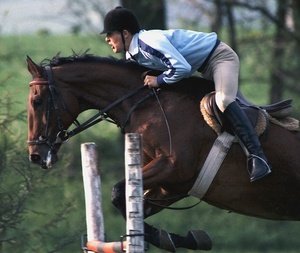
[33,98,43,108]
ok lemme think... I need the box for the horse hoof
[159,229,176,252]
[186,230,212,250]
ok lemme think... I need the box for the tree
[269,1,289,103]
[65,0,166,34]
[220,0,300,102]
[211,0,224,33]
[282,0,300,103]
[189,0,299,105]
[66,0,119,34]
[0,90,29,250]
[121,0,166,29]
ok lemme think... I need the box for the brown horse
[26,54,300,252]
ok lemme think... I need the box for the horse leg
[111,180,127,218]
[111,180,212,252]
[111,153,176,218]
[142,154,179,188]
[144,187,212,252]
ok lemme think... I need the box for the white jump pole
[125,133,145,253]
[81,142,105,250]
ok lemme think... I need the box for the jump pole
[82,134,144,253]
[81,143,105,250]
[124,133,145,253]
[81,143,125,253]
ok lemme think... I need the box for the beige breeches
[201,42,240,112]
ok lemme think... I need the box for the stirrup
[247,154,272,182]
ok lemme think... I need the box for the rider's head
[101,7,140,53]
[101,6,140,35]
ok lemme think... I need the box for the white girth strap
[188,132,235,199]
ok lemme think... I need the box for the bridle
[27,65,154,153]
[27,66,71,152]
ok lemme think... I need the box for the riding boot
[223,101,271,182]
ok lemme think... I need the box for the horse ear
[27,55,43,78]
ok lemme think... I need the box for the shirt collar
[127,32,140,57]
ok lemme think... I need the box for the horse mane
[40,51,214,99]
[40,51,146,72]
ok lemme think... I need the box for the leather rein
[27,65,154,150]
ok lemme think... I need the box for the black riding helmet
[101,6,140,34]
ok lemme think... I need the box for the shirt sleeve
[139,31,192,86]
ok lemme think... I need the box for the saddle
[190,92,297,200]
[201,91,296,135]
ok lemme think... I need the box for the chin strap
[120,30,126,53]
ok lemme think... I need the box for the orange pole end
[86,240,127,253]
[86,240,100,252]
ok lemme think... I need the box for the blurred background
[1,0,300,252]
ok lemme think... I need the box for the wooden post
[125,133,144,253]
[81,142,105,249]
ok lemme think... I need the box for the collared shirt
[126,29,218,85]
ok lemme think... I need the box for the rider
[101,6,271,182]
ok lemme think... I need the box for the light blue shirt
[126,29,218,85]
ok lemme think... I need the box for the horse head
[26,54,149,169]
[26,56,79,169]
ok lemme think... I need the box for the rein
[145,194,201,210]
[28,65,155,148]
[65,84,150,140]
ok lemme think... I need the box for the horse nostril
[30,154,41,163]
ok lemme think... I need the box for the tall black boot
[224,101,271,182]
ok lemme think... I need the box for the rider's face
[105,32,123,53]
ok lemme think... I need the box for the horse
[26,54,300,252]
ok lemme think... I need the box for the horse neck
[54,62,143,123]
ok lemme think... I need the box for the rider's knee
[215,92,234,112]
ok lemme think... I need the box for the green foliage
[0,92,33,250]
[1,34,300,253]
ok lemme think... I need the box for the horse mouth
[29,150,58,169]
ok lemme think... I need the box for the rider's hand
[144,75,159,88]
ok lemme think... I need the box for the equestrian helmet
[101,6,140,34]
